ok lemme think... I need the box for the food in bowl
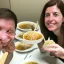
[18,23,34,30]
[24,61,38,64]
[15,42,33,50]
[18,34,23,38]
[17,21,37,31]
[17,32,24,39]
[43,38,55,47]
[23,31,43,40]
[23,31,44,44]
[43,38,64,59]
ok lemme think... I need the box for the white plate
[15,41,36,52]
[15,34,23,41]
[15,30,24,41]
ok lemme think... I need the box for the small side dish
[15,42,33,50]
[15,41,34,52]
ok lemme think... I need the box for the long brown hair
[39,0,64,47]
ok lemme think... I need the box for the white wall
[10,0,48,22]
[0,0,48,22]
[0,0,10,9]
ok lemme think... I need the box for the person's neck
[53,29,61,38]
[53,29,64,47]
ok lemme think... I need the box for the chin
[3,44,8,46]
[48,28,55,31]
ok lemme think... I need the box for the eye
[0,27,2,31]
[53,12,59,17]
[45,13,50,17]
[7,29,15,34]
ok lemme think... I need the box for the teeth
[48,23,54,25]
[49,24,53,25]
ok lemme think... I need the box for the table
[0,25,64,64]
[6,44,64,64]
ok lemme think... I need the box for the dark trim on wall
[9,0,11,9]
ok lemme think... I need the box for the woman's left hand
[42,44,64,58]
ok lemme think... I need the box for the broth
[16,43,33,50]
[19,24,35,30]
[25,61,38,64]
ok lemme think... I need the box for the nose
[49,14,53,21]
[0,32,8,41]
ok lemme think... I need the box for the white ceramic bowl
[17,21,38,32]
[15,30,24,41]
[15,41,35,52]
[23,31,44,44]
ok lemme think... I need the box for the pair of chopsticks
[0,52,8,64]
[34,21,38,31]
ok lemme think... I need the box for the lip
[48,24,55,26]
[47,22,56,27]
[47,22,56,24]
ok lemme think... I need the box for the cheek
[11,36,15,40]
[57,19,63,26]
[57,16,63,22]
[9,34,15,40]
[44,18,48,23]
[44,19,47,26]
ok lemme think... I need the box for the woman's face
[45,5,64,33]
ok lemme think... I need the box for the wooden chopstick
[0,52,8,64]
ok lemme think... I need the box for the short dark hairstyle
[0,8,17,29]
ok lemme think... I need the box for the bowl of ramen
[17,21,38,32]
[15,41,34,52]
[23,31,44,44]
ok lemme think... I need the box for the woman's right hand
[41,43,64,58]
